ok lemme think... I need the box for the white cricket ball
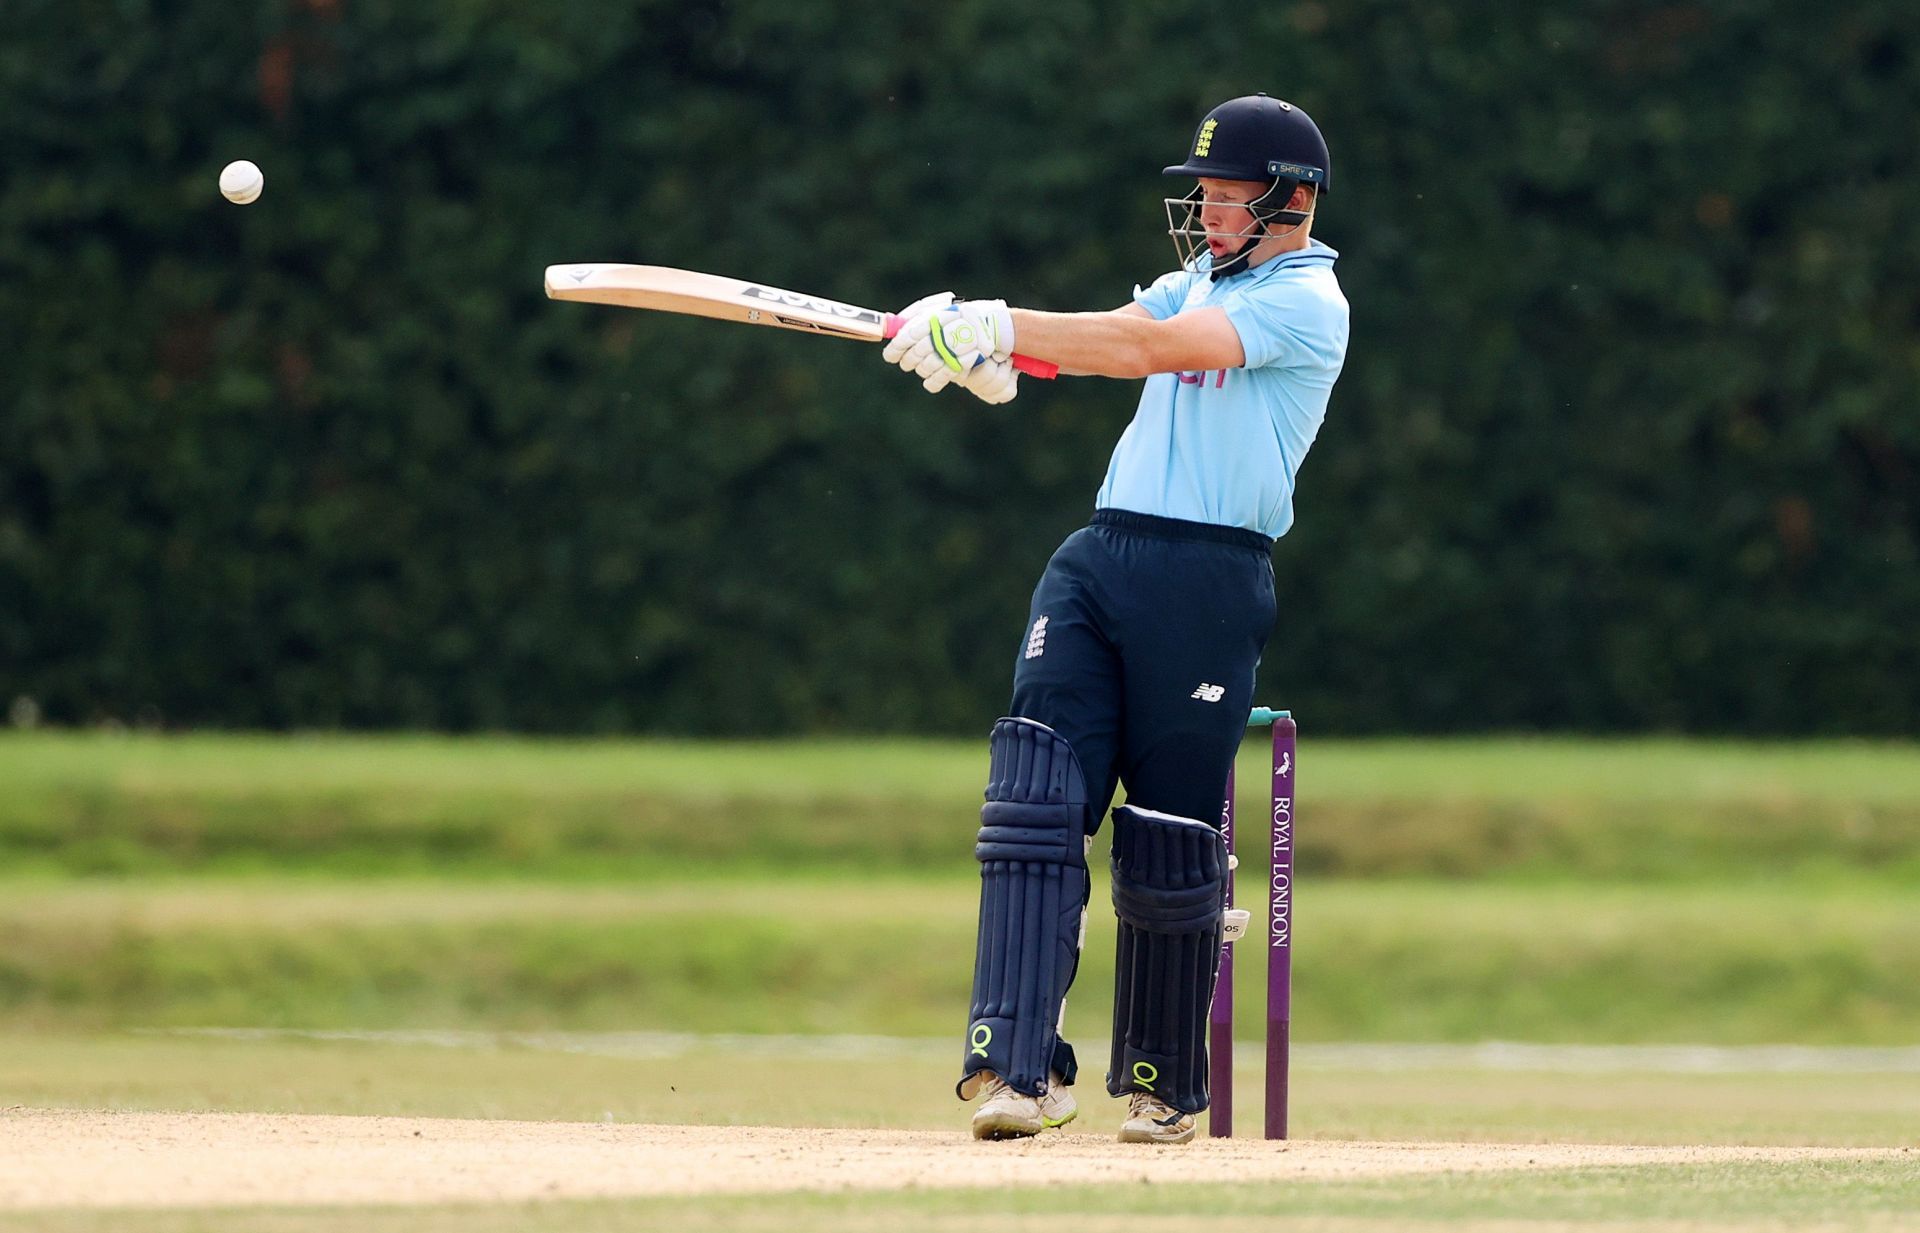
[219,159,264,205]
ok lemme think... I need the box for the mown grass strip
[3,733,1917,880]
[1,879,1913,1044]
[11,732,1920,801]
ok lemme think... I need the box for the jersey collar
[1205,238,1338,283]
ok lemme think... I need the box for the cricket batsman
[883,94,1349,1143]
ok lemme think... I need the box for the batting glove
[956,356,1019,405]
[886,298,1014,394]
[881,292,954,366]
[882,293,958,391]
[928,300,1014,375]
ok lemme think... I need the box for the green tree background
[2,0,1915,734]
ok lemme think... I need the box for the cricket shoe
[969,1071,1078,1140]
[1117,1090,1196,1144]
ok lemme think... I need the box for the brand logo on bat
[741,284,884,326]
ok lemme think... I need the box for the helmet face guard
[1163,177,1315,274]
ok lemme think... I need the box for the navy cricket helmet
[1163,94,1330,276]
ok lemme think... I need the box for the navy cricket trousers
[1009,509,1277,831]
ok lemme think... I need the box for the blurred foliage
[2,0,1916,733]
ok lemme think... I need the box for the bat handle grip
[1009,354,1062,380]
[880,314,1060,381]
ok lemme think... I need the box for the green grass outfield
[5,724,1917,1233]
[1,876,1914,1043]
[1,731,1917,880]
[12,1163,1920,1233]
[1,732,1917,1044]
[11,731,1920,802]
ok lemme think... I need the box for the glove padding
[929,300,1014,375]
[882,292,956,392]
[957,356,1019,404]
[884,297,1014,394]
[881,292,954,366]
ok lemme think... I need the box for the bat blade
[544,263,1059,378]
[543,264,889,341]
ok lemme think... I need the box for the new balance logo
[1024,617,1049,660]
[1190,683,1226,702]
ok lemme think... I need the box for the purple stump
[1266,714,1297,1140]
[1207,757,1236,1138]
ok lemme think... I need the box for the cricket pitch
[0,1110,1903,1210]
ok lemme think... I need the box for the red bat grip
[881,314,1059,380]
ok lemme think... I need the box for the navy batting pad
[1106,803,1229,1113]
[959,718,1091,1098]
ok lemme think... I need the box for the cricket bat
[544,264,1059,379]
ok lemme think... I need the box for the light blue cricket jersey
[1094,238,1348,539]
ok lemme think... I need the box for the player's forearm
[1008,309,1176,380]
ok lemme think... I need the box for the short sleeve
[1132,269,1198,321]
[1222,278,1350,372]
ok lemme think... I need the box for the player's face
[1196,178,1270,254]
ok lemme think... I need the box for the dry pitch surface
[0,1110,1905,1210]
